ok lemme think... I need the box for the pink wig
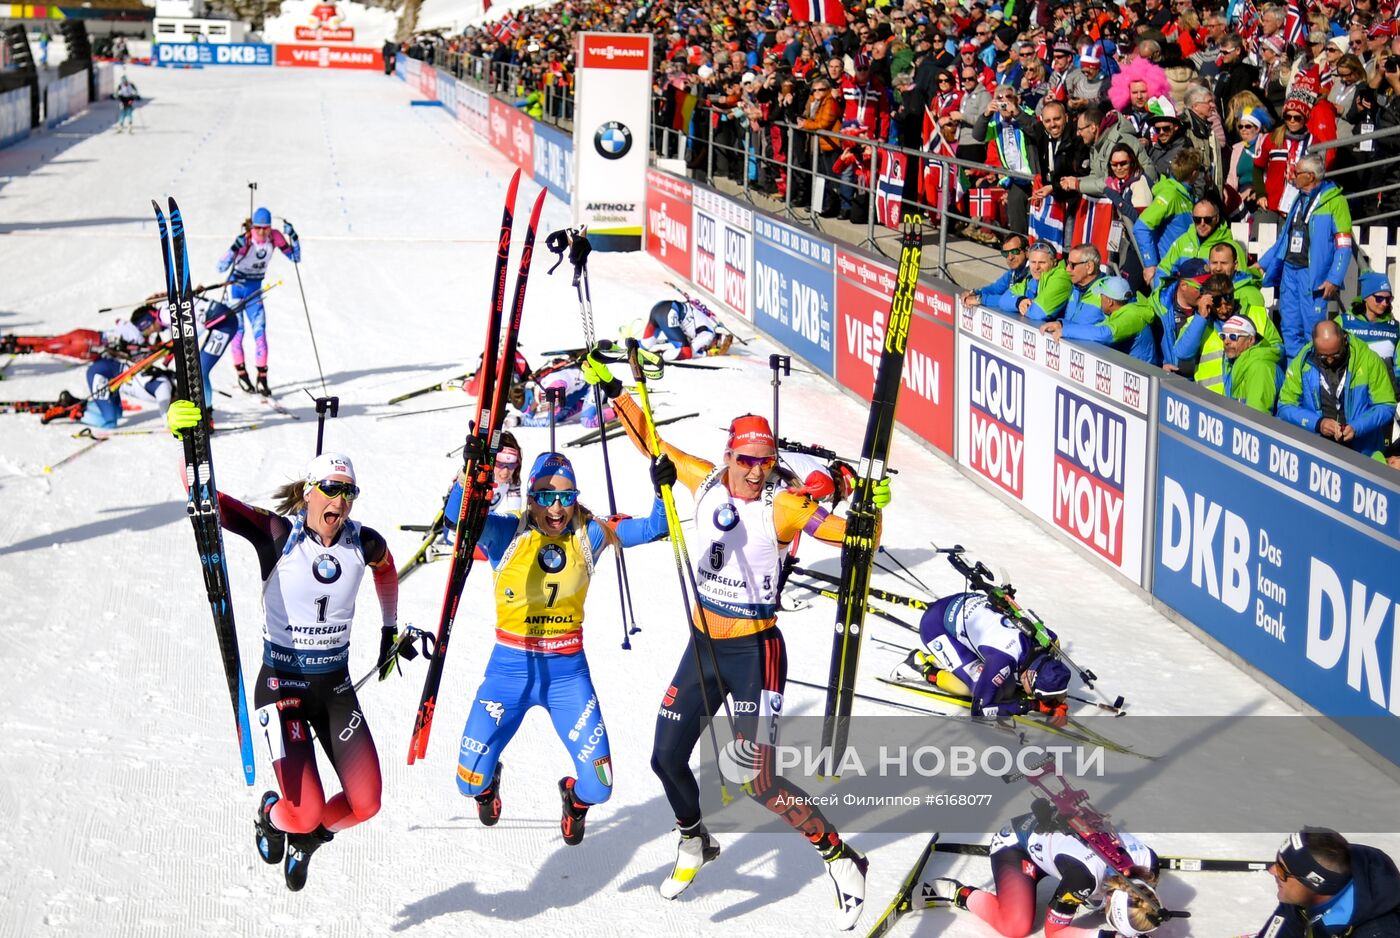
[1107,57,1170,111]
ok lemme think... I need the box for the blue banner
[435,68,458,113]
[1152,383,1400,763]
[154,43,273,67]
[533,121,573,204]
[752,215,835,376]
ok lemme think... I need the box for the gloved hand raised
[872,476,892,509]
[281,220,298,241]
[166,399,202,440]
[580,349,624,398]
[650,453,678,495]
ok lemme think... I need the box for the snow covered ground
[1,68,1395,938]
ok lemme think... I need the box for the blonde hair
[1226,89,1267,133]
[274,480,309,517]
[1104,870,1165,934]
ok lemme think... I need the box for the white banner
[572,32,652,251]
[0,85,30,149]
[690,187,752,320]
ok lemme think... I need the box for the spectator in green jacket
[1013,243,1072,320]
[1133,147,1203,286]
[1219,314,1283,414]
[1156,194,1248,286]
[1279,320,1398,456]
[1206,242,1267,311]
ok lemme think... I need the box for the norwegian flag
[875,149,905,229]
[1284,0,1308,49]
[789,0,848,26]
[1238,0,1260,52]
[921,137,962,218]
[483,0,492,10]
[1070,197,1122,260]
[968,187,1006,224]
[489,13,520,42]
[1029,193,1066,251]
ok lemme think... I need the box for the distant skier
[640,296,733,361]
[922,799,1166,938]
[217,207,300,396]
[442,431,525,544]
[114,75,139,131]
[893,592,1073,726]
[40,306,173,429]
[453,451,669,845]
[2,326,109,361]
[153,432,401,893]
[506,359,615,429]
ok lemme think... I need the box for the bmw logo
[713,504,739,531]
[537,544,566,573]
[313,553,342,584]
[258,710,269,726]
[594,121,632,160]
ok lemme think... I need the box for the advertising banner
[835,249,956,455]
[571,32,652,250]
[396,53,419,84]
[418,61,437,100]
[1153,383,1400,759]
[645,169,692,281]
[457,84,489,138]
[274,44,379,70]
[488,97,533,176]
[690,187,752,321]
[155,43,274,66]
[43,72,87,129]
[956,305,1153,583]
[434,69,457,114]
[94,62,114,99]
[0,85,29,150]
[752,215,836,376]
[533,121,573,203]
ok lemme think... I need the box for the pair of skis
[406,169,547,764]
[153,197,256,785]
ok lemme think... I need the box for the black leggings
[650,629,840,851]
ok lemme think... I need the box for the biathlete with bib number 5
[581,349,892,932]
[453,450,670,845]
[168,401,405,892]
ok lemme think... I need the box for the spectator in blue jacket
[1049,243,1109,326]
[1278,320,1397,456]
[963,234,1030,310]
[1340,272,1399,397]
[1256,828,1400,938]
[1042,275,1177,366]
[1260,156,1355,359]
[1132,146,1202,285]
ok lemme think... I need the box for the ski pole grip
[625,338,645,383]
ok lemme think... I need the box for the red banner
[419,62,437,100]
[835,248,955,455]
[579,34,651,70]
[488,97,533,175]
[295,25,355,41]
[274,45,378,70]
[646,170,692,280]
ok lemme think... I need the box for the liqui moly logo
[1000,320,1015,350]
[980,312,994,341]
[1095,360,1112,395]
[1123,372,1141,410]
[968,347,1025,498]
[1069,347,1086,383]
[694,212,718,293]
[1053,387,1126,564]
[723,228,748,314]
[960,302,974,332]
[1045,335,1061,370]
[1022,328,1037,361]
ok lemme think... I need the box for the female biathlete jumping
[167,401,400,891]
[453,450,670,844]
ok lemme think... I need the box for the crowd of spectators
[429,0,1400,467]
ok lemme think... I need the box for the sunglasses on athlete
[530,489,580,507]
[733,453,777,471]
[312,480,360,501]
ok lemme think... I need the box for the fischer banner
[572,32,652,251]
[956,304,1155,585]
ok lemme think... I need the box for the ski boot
[558,776,589,846]
[235,363,255,394]
[660,821,721,899]
[823,840,869,931]
[917,877,973,910]
[254,791,285,864]
[891,649,941,685]
[255,367,271,398]
[40,390,84,424]
[0,334,17,355]
[283,825,333,892]
[475,763,503,826]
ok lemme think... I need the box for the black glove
[568,231,592,271]
[1031,797,1061,832]
[378,626,399,681]
[282,220,298,242]
[650,453,678,494]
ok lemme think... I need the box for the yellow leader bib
[493,514,595,654]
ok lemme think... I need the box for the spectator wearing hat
[1280,319,1398,454]
[1227,107,1271,216]
[1220,314,1284,413]
[1256,830,1400,938]
[1175,271,1284,394]
[1363,20,1397,83]
[1260,155,1355,357]
[1341,271,1400,394]
[1256,73,1339,217]
[1134,146,1203,285]
[1156,194,1247,285]
[1145,97,1188,178]
[839,51,892,142]
[1045,41,1077,107]
[1259,34,1295,116]
[1042,274,1179,365]
[1108,55,1172,141]
[1151,260,1210,373]
[1065,45,1109,109]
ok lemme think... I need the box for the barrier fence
[395,54,1400,769]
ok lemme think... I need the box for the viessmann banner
[646,169,692,281]
[571,33,652,251]
[957,304,1154,585]
[275,44,380,69]
[1152,382,1400,762]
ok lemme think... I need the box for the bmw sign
[593,121,632,160]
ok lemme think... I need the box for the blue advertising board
[155,43,273,67]
[751,215,835,376]
[533,121,573,204]
[1152,382,1400,762]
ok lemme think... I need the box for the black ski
[155,197,256,785]
[408,172,544,763]
[865,833,941,938]
[822,214,923,775]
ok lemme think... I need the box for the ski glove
[871,477,892,509]
[650,453,678,494]
[1035,698,1069,728]
[378,626,400,681]
[580,353,623,399]
[282,220,298,241]
[166,399,202,440]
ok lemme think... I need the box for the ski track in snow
[1,68,1394,938]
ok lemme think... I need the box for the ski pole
[664,280,750,345]
[546,385,562,452]
[247,180,257,224]
[312,394,339,456]
[290,255,329,397]
[877,545,936,596]
[352,626,432,692]
[97,280,232,314]
[770,353,789,442]
[627,338,735,802]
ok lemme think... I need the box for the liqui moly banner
[956,304,1154,584]
[835,248,956,455]
[457,84,489,138]
[572,33,652,251]
[690,187,752,321]
[646,169,693,280]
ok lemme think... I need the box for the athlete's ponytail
[272,480,307,517]
[577,502,621,552]
[1103,874,1165,936]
